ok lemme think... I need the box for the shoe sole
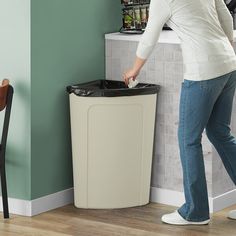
[161,219,210,226]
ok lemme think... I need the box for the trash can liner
[67,79,160,97]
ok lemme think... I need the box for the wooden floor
[0,203,235,236]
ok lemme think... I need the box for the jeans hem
[177,209,210,222]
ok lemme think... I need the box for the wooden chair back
[0,78,13,218]
[0,79,9,111]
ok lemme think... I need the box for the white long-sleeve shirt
[136,0,236,81]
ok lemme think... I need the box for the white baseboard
[31,188,74,216]
[0,197,32,216]
[150,187,185,208]
[150,187,236,213]
[212,188,236,212]
[0,188,74,216]
[0,187,235,216]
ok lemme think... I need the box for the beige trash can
[67,79,160,209]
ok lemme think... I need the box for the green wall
[0,0,31,200]
[31,0,121,199]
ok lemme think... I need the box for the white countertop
[105,30,236,44]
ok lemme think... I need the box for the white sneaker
[161,211,210,225]
[228,210,236,220]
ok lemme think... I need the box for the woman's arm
[123,0,171,86]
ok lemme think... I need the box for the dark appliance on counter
[225,0,236,29]
[226,0,236,12]
[120,0,171,34]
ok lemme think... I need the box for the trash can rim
[67,79,160,97]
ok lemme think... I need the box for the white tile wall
[105,39,236,198]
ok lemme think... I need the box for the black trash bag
[67,79,160,97]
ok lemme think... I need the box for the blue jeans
[177,70,236,222]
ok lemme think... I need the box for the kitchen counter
[105,31,181,44]
[105,30,236,44]
[105,31,236,212]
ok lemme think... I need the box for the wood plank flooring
[0,203,235,236]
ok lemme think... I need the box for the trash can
[67,79,160,209]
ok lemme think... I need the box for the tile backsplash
[106,39,236,198]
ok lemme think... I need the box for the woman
[123,0,236,225]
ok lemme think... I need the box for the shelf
[122,3,149,7]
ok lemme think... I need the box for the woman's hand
[123,56,147,86]
[123,68,140,86]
